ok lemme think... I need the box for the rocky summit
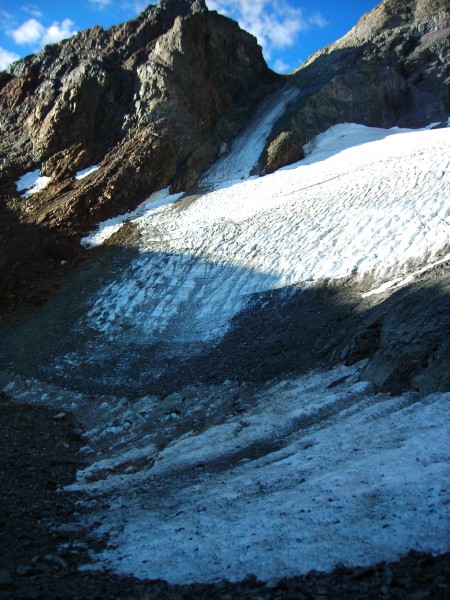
[0,0,449,598]
[259,0,450,174]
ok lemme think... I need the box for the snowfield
[84,122,449,348]
[84,374,449,584]
[5,110,450,584]
[16,169,51,197]
[3,363,449,584]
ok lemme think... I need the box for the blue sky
[0,1,381,73]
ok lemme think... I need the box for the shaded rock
[0,568,12,587]
[343,260,450,394]
[260,131,304,175]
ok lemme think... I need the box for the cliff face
[259,0,449,173]
[0,0,276,204]
[0,0,278,310]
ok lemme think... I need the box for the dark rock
[70,428,85,440]
[15,564,33,576]
[260,131,305,175]
[349,566,376,580]
[0,568,12,587]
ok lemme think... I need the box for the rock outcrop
[259,0,449,174]
[0,0,278,311]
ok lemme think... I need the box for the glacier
[83,123,449,349]
[3,116,449,584]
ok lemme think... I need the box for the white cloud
[205,0,307,59]
[10,18,44,45]
[22,4,43,18]
[9,17,77,47]
[42,18,77,45]
[0,46,20,70]
[273,58,290,73]
[89,0,113,7]
[309,12,329,28]
[206,1,329,59]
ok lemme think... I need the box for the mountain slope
[259,0,449,173]
[1,0,449,311]
[0,0,449,594]
[0,0,278,311]
[1,121,448,586]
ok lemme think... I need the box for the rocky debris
[1,246,448,400]
[180,257,450,396]
[0,392,448,599]
[258,0,450,173]
[0,0,278,313]
[347,273,450,394]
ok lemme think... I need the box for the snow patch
[362,252,450,297]
[75,164,99,180]
[81,188,184,247]
[61,365,450,584]
[199,86,299,188]
[16,169,51,197]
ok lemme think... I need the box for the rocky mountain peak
[0,0,278,311]
[257,0,449,175]
[329,0,449,51]
[157,0,207,16]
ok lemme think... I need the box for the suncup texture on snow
[0,0,448,309]
[0,0,449,596]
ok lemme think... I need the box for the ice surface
[85,124,450,349]
[199,86,299,188]
[16,169,51,197]
[59,366,448,584]
[2,365,448,584]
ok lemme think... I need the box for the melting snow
[2,365,448,584]
[16,169,51,197]
[57,365,449,584]
[81,188,184,247]
[200,86,299,188]
[75,164,100,180]
[362,252,450,297]
[55,120,449,584]
[5,113,449,584]
[84,123,450,347]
